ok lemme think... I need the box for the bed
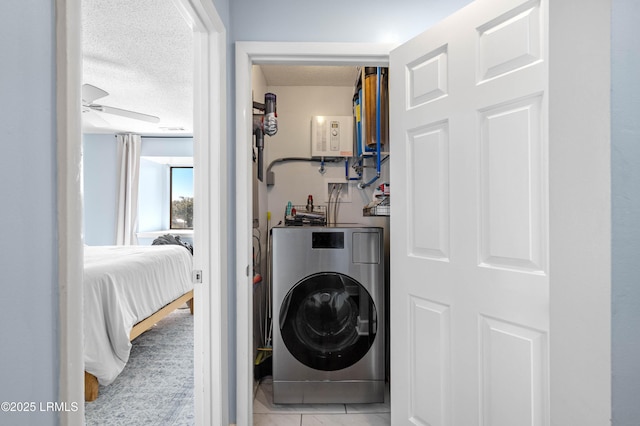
[83,244,194,401]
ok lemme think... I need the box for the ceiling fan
[81,84,160,123]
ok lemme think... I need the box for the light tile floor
[253,378,390,426]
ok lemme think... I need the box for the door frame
[55,0,228,424]
[234,41,393,425]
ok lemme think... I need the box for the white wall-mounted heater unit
[310,116,353,158]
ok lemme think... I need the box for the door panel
[478,94,545,272]
[407,121,450,261]
[477,0,542,82]
[406,46,448,107]
[409,297,451,426]
[390,0,549,424]
[479,316,546,426]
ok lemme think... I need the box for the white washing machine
[271,226,385,404]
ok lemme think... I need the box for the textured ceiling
[260,65,359,87]
[82,1,360,135]
[82,0,193,135]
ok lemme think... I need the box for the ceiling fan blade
[82,84,109,104]
[82,109,113,128]
[90,104,160,123]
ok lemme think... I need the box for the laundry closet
[250,64,391,406]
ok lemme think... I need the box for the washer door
[279,272,377,371]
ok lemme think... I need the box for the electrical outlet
[324,179,351,203]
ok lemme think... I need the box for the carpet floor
[84,307,194,425]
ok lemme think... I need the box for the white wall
[140,137,193,157]
[264,84,389,230]
[612,0,640,424]
[138,159,168,234]
[231,0,474,44]
[83,134,118,245]
[0,2,58,425]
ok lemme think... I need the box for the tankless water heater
[310,116,353,158]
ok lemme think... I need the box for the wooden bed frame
[84,289,194,401]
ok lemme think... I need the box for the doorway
[250,64,391,422]
[235,42,392,426]
[56,0,228,425]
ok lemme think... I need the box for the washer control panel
[311,232,344,249]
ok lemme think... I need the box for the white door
[390,0,609,424]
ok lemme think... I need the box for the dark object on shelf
[363,197,390,217]
[285,205,327,226]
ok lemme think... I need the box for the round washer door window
[279,272,377,371]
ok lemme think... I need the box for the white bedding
[83,245,193,385]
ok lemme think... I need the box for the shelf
[363,205,390,217]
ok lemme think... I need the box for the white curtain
[115,133,141,245]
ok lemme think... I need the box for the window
[170,167,194,229]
